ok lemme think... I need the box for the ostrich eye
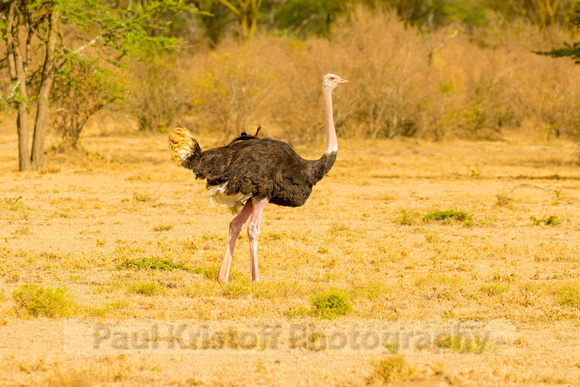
[330,77,335,80]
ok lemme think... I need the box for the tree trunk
[31,8,60,170]
[6,0,32,171]
[249,0,261,39]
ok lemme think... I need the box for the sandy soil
[0,121,579,385]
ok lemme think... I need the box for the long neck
[323,86,338,155]
[307,86,338,185]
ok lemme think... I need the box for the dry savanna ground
[0,120,579,385]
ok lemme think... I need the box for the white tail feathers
[207,182,252,215]
[168,127,197,166]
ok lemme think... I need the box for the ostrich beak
[337,78,348,84]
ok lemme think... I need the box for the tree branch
[217,0,241,16]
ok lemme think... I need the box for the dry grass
[0,120,580,384]
[368,355,415,383]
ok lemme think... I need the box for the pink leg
[217,200,253,284]
[248,197,269,282]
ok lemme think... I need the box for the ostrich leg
[217,200,253,284]
[248,197,269,282]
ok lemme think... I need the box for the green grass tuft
[152,224,174,232]
[4,196,23,211]
[110,300,130,309]
[311,289,352,319]
[116,257,189,271]
[351,282,390,300]
[285,306,311,318]
[384,342,400,354]
[127,282,167,296]
[86,305,110,317]
[544,215,560,226]
[396,209,421,225]
[194,266,243,281]
[557,284,580,308]
[531,215,562,226]
[327,223,353,237]
[201,232,219,241]
[424,209,471,222]
[13,284,77,317]
[480,283,510,296]
[436,333,490,353]
[134,194,152,202]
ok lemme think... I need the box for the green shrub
[13,284,77,317]
[311,290,352,319]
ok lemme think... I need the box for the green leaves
[535,42,580,64]
[59,0,195,61]
[45,0,202,147]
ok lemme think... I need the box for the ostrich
[168,73,347,283]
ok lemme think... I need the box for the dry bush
[330,9,435,139]
[187,37,346,145]
[263,40,339,144]
[189,40,278,138]
[181,7,580,142]
[368,355,415,383]
[331,7,580,140]
[437,33,580,140]
[127,57,192,132]
[187,36,351,144]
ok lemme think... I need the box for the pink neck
[323,86,337,154]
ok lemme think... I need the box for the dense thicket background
[1,0,579,160]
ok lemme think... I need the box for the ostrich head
[323,73,348,90]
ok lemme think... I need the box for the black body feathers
[174,128,336,208]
